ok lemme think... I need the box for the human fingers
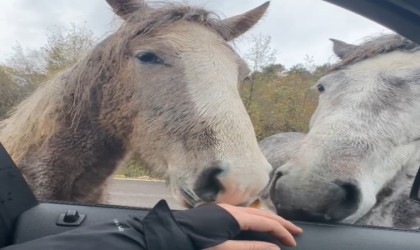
[218,204,303,235]
[239,212,297,247]
[240,207,303,235]
[217,204,297,247]
[204,240,280,250]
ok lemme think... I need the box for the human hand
[204,204,303,250]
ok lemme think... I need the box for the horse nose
[273,177,361,222]
[193,167,224,202]
[325,181,361,221]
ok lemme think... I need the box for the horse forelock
[331,34,420,72]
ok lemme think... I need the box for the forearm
[2,200,240,250]
[2,200,194,250]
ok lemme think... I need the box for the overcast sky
[0,0,392,69]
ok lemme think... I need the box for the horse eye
[136,51,163,64]
[317,84,325,93]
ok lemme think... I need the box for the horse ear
[221,1,270,41]
[106,0,148,19]
[330,38,358,59]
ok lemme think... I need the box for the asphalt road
[107,179,184,210]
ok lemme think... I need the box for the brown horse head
[0,0,272,207]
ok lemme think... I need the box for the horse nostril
[275,170,284,179]
[269,170,284,204]
[271,169,284,182]
[339,182,361,208]
[326,181,361,221]
[194,167,225,202]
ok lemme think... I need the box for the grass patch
[115,160,160,179]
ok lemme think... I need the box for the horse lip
[275,206,339,223]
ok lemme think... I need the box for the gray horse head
[264,34,420,227]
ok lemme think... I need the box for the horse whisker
[181,188,201,207]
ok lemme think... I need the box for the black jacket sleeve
[2,200,241,250]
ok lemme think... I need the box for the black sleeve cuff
[173,203,241,249]
[139,200,195,250]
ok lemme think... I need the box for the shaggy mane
[332,34,420,71]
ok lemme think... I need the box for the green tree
[43,23,96,74]
[239,34,331,140]
[1,23,97,120]
[7,44,46,92]
[6,23,96,92]
[243,34,277,109]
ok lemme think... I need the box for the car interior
[1,0,420,249]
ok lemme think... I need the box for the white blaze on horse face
[156,22,271,206]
